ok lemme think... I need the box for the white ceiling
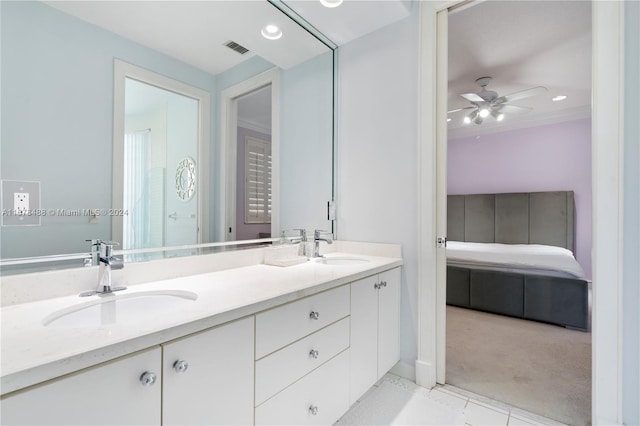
[43,1,329,75]
[447,1,592,138]
[283,0,414,46]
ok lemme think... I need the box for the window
[244,136,271,223]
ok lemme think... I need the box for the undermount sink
[315,256,370,266]
[42,290,198,328]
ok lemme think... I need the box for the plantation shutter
[244,136,272,224]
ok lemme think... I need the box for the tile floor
[337,374,568,426]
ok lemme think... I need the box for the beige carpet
[446,306,591,426]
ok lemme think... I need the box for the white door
[1,348,161,425]
[162,317,254,425]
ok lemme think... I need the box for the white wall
[337,12,419,370]
[623,1,640,424]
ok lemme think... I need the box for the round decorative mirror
[175,157,196,201]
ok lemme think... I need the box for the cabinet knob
[173,360,189,373]
[375,281,387,290]
[309,405,319,415]
[139,371,157,386]
[309,311,320,320]
[309,349,320,359]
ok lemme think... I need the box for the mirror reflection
[1,1,334,264]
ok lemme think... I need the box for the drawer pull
[309,311,320,320]
[173,360,189,373]
[139,371,157,387]
[309,349,320,359]
[309,405,319,415]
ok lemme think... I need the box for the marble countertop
[0,252,402,395]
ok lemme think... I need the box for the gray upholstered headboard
[447,191,575,252]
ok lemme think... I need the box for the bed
[446,191,590,331]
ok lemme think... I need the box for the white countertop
[0,251,402,395]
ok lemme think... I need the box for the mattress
[446,241,586,279]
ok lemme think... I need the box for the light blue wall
[623,1,640,424]
[280,51,333,233]
[1,1,216,257]
[337,13,420,368]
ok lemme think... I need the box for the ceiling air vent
[224,41,249,55]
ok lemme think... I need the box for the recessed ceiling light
[320,0,343,8]
[261,24,282,40]
[447,117,452,122]
[552,95,567,102]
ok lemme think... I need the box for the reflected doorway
[236,86,272,240]
[123,78,199,249]
[113,60,211,250]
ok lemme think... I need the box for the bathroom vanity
[0,242,402,425]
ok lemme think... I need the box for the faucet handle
[293,229,307,242]
[314,230,332,239]
[99,240,120,257]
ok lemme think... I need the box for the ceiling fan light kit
[449,76,547,125]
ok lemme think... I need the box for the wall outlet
[14,192,29,215]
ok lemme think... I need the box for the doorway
[417,1,626,425]
[220,68,280,242]
[443,2,592,424]
[112,60,211,249]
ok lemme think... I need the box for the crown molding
[448,105,591,140]
[237,119,272,136]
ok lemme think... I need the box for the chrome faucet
[293,229,308,256]
[80,240,126,297]
[313,230,333,258]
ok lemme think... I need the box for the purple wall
[448,118,592,279]
[236,126,271,240]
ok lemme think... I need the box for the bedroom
[444,2,592,425]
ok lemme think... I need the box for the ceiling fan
[448,77,548,125]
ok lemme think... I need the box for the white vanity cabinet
[0,317,254,426]
[162,316,254,425]
[0,347,162,426]
[349,267,401,405]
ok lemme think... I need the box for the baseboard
[389,360,416,381]
[415,359,436,388]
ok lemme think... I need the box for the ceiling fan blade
[496,104,533,114]
[500,86,548,103]
[460,93,485,103]
[447,106,475,114]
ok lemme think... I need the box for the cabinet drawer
[255,317,349,406]
[255,349,350,426]
[255,285,350,358]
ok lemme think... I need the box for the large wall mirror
[1,1,335,269]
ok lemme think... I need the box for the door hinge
[436,236,447,248]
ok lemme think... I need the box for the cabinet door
[1,348,161,426]
[348,275,379,405]
[378,267,401,377]
[162,316,254,426]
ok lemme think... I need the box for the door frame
[219,68,280,241]
[417,1,625,424]
[112,59,211,246]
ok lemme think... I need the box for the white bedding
[446,241,586,279]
